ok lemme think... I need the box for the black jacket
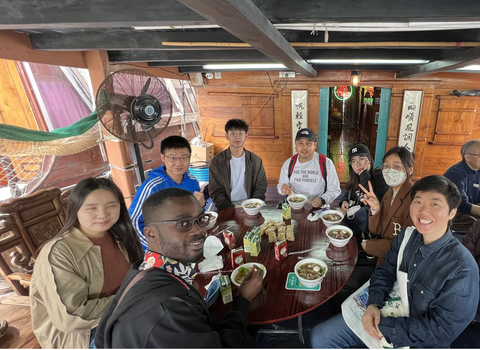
[95,261,251,348]
[342,167,389,206]
[209,148,268,210]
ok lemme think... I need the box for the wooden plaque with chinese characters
[433,96,478,144]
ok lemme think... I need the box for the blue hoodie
[129,165,200,250]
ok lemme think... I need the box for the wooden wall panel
[197,70,480,182]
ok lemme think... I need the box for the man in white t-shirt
[277,128,341,208]
[209,119,268,210]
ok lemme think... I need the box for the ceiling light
[457,65,480,71]
[308,59,428,65]
[202,63,286,70]
[350,71,362,86]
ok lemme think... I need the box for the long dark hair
[383,146,414,178]
[346,151,375,191]
[56,177,143,262]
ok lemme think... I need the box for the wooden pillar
[83,51,136,206]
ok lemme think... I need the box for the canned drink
[275,240,288,261]
[231,248,245,269]
[223,230,236,249]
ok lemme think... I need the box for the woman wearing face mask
[30,178,143,349]
[359,146,415,266]
[341,144,389,238]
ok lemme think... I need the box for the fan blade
[140,77,151,95]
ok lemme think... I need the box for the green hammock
[0,112,99,142]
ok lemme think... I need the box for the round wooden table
[193,203,358,326]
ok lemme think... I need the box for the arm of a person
[364,237,396,259]
[470,203,480,216]
[372,169,390,203]
[462,222,480,258]
[378,269,479,348]
[277,160,290,195]
[146,296,250,348]
[36,244,114,333]
[129,179,160,246]
[252,158,268,201]
[209,157,233,210]
[320,158,342,204]
[367,230,404,307]
[445,169,474,214]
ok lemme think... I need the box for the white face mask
[347,205,362,219]
[382,168,407,187]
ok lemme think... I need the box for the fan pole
[130,143,146,184]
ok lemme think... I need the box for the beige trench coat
[30,227,129,349]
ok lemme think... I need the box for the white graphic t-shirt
[277,152,341,203]
[230,153,248,202]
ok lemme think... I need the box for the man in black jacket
[95,188,264,348]
[209,119,268,210]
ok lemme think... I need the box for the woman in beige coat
[30,178,143,348]
[360,146,415,266]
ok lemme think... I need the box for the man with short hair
[444,139,480,231]
[95,188,264,348]
[277,128,341,208]
[129,135,205,250]
[209,119,268,210]
[309,175,479,348]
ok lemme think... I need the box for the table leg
[257,315,305,344]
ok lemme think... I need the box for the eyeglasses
[228,131,246,137]
[350,157,368,166]
[467,153,480,157]
[381,164,405,172]
[164,155,191,163]
[149,213,212,233]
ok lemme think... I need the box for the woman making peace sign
[359,146,415,266]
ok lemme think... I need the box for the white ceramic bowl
[241,199,265,216]
[326,225,353,248]
[320,209,344,227]
[231,263,267,287]
[206,211,218,230]
[287,194,308,210]
[294,258,328,288]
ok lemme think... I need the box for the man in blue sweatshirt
[129,135,205,250]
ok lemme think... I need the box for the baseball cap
[295,128,316,142]
[348,144,371,160]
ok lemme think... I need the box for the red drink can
[275,240,288,261]
[231,248,245,269]
[223,230,236,249]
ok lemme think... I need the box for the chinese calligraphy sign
[398,91,423,152]
[291,91,308,155]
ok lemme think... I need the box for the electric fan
[95,69,173,183]
[96,69,173,149]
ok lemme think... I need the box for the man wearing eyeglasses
[444,139,480,231]
[129,135,206,250]
[95,188,264,348]
[209,119,268,210]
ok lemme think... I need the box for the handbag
[341,226,415,348]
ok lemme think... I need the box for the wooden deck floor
[0,295,39,348]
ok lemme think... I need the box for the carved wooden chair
[0,188,67,295]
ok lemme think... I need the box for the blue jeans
[89,328,97,349]
[309,313,366,349]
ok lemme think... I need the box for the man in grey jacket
[209,119,268,210]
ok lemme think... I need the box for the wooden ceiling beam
[0,0,206,29]
[176,0,317,77]
[396,46,480,78]
[0,30,86,67]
